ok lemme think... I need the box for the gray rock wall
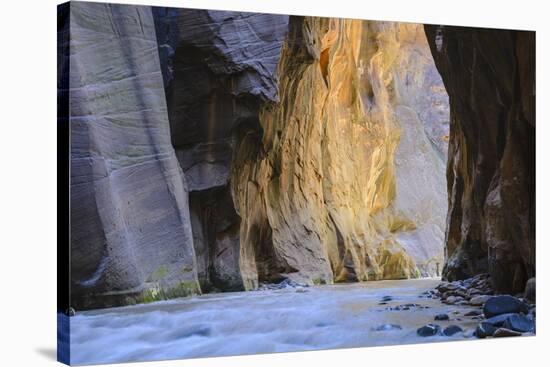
[68,2,199,309]
[153,7,289,291]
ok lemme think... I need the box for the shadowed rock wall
[424,25,535,293]
[153,8,289,291]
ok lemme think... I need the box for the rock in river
[417,324,441,337]
[483,295,529,318]
[443,325,463,336]
[469,295,491,306]
[434,313,449,321]
[474,322,498,338]
[503,314,535,333]
[493,328,522,338]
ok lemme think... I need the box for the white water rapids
[69,279,481,365]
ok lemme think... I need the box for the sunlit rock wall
[231,18,448,288]
[68,2,200,309]
[424,25,535,294]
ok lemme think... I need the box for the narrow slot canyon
[61,2,535,364]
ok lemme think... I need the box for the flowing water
[69,278,482,365]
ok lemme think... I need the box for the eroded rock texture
[66,3,451,309]
[153,8,289,291]
[68,2,200,309]
[230,18,448,288]
[424,26,535,293]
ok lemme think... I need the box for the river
[69,278,481,365]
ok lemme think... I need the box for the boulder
[503,314,535,333]
[483,295,529,318]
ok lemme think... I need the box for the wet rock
[434,313,449,321]
[469,295,491,306]
[474,322,497,338]
[503,314,535,333]
[484,313,517,328]
[524,277,536,303]
[444,296,461,304]
[483,295,529,318]
[417,324,441,337]
[464,310,482,317]
[381,296,393,302]
[493,328,522,337]
[443,325,463,336]
[372,324,402,331]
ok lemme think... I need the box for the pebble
[434,313,449,321]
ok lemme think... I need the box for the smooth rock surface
[443,325,463,336]
[483,295,529,318]
[417,324,441,337]
[474,322,497,338]
[66,2,200,309]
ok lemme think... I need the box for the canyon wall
[67,2,200,309]
[152,8,290,291]
[424,25,535,294]
[65,2,450,309]
[155,10,449,290]
[229,18,448,288]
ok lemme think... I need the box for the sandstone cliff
[424,25,535,294]
[229,18,448,288]
[65,3,451,309]
[67,2,200,309]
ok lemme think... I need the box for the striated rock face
[65,3,451,309]
[153,8,289,291]
[229,18,448,288]
[424,25,535,293]
[67,2,200,309]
